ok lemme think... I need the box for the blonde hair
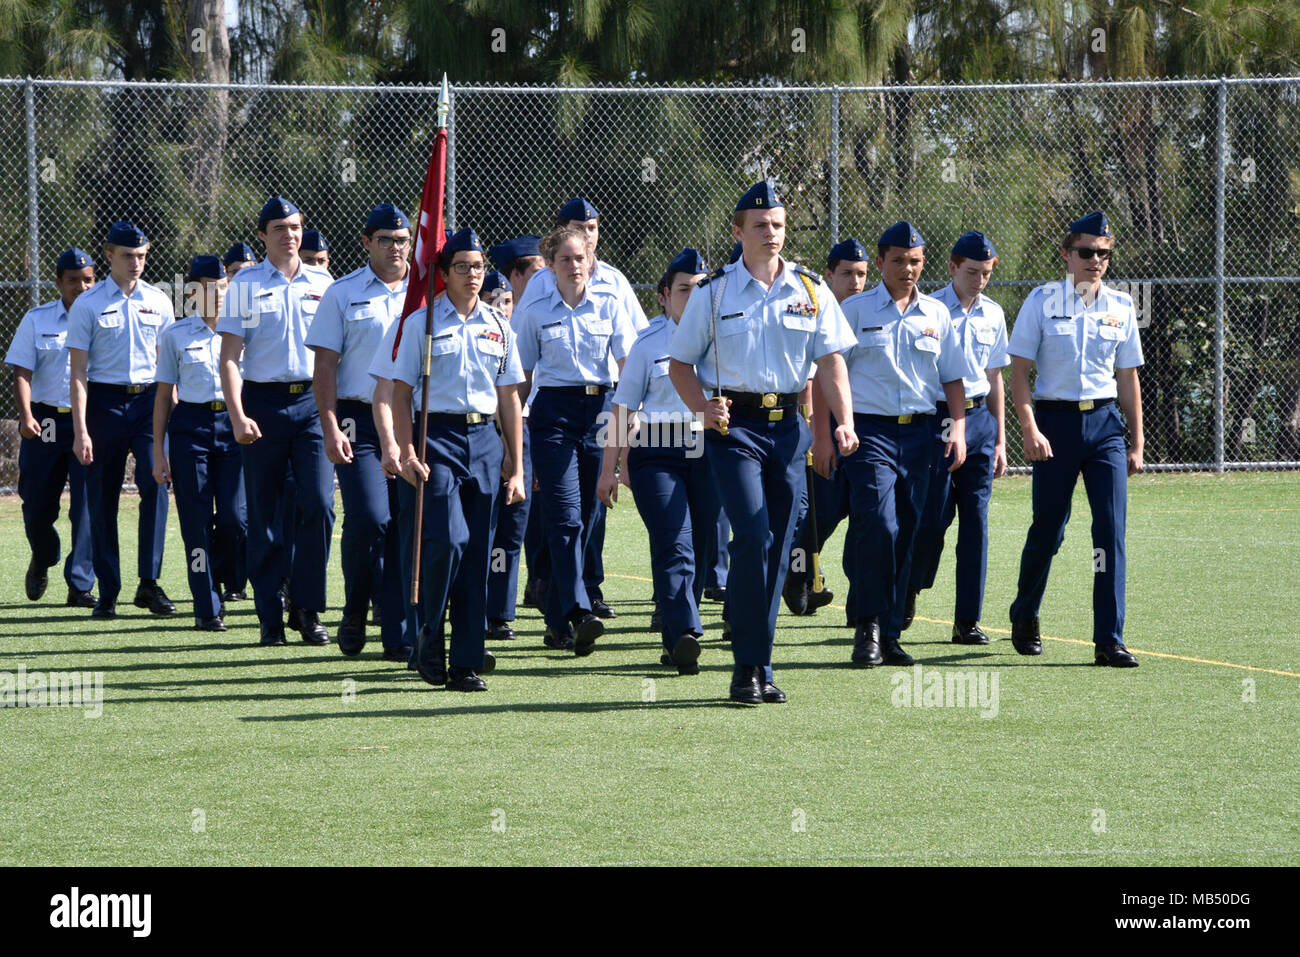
[540,225,593,264]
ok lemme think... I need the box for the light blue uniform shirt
[5,299,75,406]
[613,315,697,423]
[155,316,223,404]
[517,259,648,332]
[840,282,966,416]
[216,259,333,382]
[1008,279,1144,401]
[305,263,408,402]
[933,284,1010,400]
[669,257,855,394]
[387,295,524,415]
[514,281,637,388]
[65,277,175,384]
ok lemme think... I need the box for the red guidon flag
[392,123,447,358]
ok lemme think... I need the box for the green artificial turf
[0,472,1297,865]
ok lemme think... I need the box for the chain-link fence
[2,76,1298,484]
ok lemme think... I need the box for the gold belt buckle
[56,406,71,413]
[584,385,601,395]
[965,399,975,410]
[1078,399,1095,411]
[209,401,226,412]
[761,392,778,408]
[289,383,305,394]
[768,409,785,422]
[466,412,484,425]
[898,414,913,424]
[127,384,144,394]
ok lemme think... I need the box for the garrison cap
[442,227,484,257]
[557,196,600,222]
[187,255,226,281]
[666,248,707,277]
[481,270,512,295]
[258,196,300,229]
[951,230,996,261]
[735,181,782,212]
[365,202,410,232]
[106,221,147,248]
[827,238,868,265]
[728,242,743,264]
[489,235,542,267]
[300,229,329,252]
[57,248,92,272]
[878,221,924,250]
[223,242,257,265]
[1068,211,1112,238]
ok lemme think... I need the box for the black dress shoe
[65,588,97,608]
[649,605,662,630]
[134,580,177,615]
[591,598,616,619]
[447,666,487,692]
[806,587,834,614]
[486,619,515,641]
[91,600,117,620]
[25,557,48,601]
[1095,643,1139,667]
[703,586,727,603]
[196,616,227,632]
[296,610,330,645]
[370,601,383,627]
[729,665,763,705]
[881,637,915,666]
[417,625,447,686]
[336,612,367,657]
[672,634,701,675]
[480,651,497,674]
[952,620,990,645]
[1011,617,1042,656]
[851,618,883,667]
[259,624,287,646]
[659,652,673,667]
[901,589,918,630]
[543,627,575,652]
[761,681,787,704]
[382,645,413,662]
[221,588,247,602]
[286,600,303,633]
[571,613,604,657]
[782,578,810,615]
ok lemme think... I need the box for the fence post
[445,83,456,231]
[1212,78,1227,473]
[829,86,841,244]
[24,77,40,310]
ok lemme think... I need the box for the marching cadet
[598,248,719,675]
[151,256,246,631]
[223,242,258,278]
[668,181,859,705]
[904,231,1009,644]
[307,202,412,660]
[7,248,97,607]
[299,230,330,271]
[837,222,968,668]
[383,227,525,691]
[515,225,637,655]
[1007,211,1144,667]
[67,221,176,619]
[480,271,513,317]
[218,196,335,647]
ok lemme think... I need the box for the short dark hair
[503,255,543,280]
[438,245,483,271]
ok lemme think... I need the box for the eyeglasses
[374,236,411,250]
[1068,247,1112,260]
[450,262,487,275]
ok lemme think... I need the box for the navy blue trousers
[335,399,407,650]
[488,424,532,622]
[910,402,996,622]
[842,413,933,641]
[417,420,502,670]
[394,478,424,664]
[628,433,719,653]
[1011,403,1128,645]
[167,402,246,622]
[704,415,808,668]
[19,404,94,593]
[528,389,605,635]
[239,385,335,628]
[85,385,168,604]
[705,511,729,590]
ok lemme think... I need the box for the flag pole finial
[437,74,449,129]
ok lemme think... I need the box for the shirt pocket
[650,359,671,379]
[912,334,941,370]
[578,316,612,359]
[1043,319,1079,361]
[250,299,281,330]
[96,309,124,329]
[347,306,378,323]
[36,334,66,352]
[716,308,757,339]
[539,321,570,363]
[428,334,461,373]
[1093,324,1123,361]
[972,324,997,365]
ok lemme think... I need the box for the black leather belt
[1036,398,1115,412]
[89,382,153,395]
[31,402,72,415]
[426,411,489,425]
[180,400,227,412]
[539,385,607,396]
[938,396,985,411]
[244,380,311,394]
[858,412,932,425]
[728,391,799,409]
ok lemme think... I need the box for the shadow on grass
[241,697,745,720]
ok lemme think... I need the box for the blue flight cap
[258,196,300,229]
[734,181,782,212]
[1068,211,1112,237]
[878,221,924,250]
[951,230,997,261]
[666,248,707,277]
[827,238,868,265]
[56,248,92,272]
[481,271,512,295]
[106,220,147,248]
[442,227,484,258]
[728,242,743,264]
[223,242,256,265]
[489,235,542,267]
[301,229,328,252]
[557,196,600,222]
[365,202,410,232]
[187,255,226,281]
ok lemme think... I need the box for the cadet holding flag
[668,181,859,705]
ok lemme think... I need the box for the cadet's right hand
[324,428,353,465]
[597,469,619,508]
[380,446,402,479]
[1021,425,1052,461]
[152,454,171,487]
[399,455,430,488]
[19,416,40,440]
[233,415,262,445]
[701,396,731,433]
[812,432,836,479]
[73,432,93,466]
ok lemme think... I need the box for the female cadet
[597,248,718,675]
[385,228,525,692]
[152,256,247,631]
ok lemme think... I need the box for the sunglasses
[1068,247,1112,260]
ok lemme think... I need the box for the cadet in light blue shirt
[838,221,968,669]
[667,181,859,706]
[66,221,176,619]
[908,232,1011,645]
[217,196,336,647]
[6,248,97,607]
[152,256,246,631]
[1007,211,1145,667]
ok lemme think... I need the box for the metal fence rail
[1,76,1298,484]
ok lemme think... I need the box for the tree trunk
[185,1,230,231]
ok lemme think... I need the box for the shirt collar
[548,280,594,312]
[734,255,789,293]
[361,262,408,292]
